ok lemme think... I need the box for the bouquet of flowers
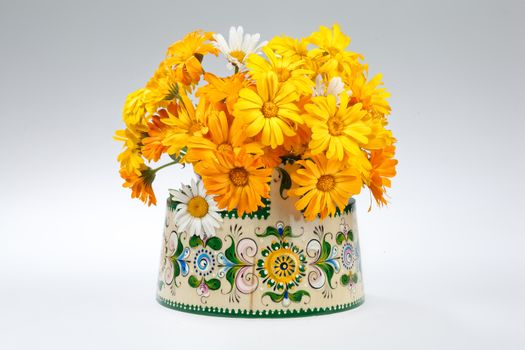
[115,24,397,237]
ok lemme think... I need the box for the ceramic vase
[156,169,364,317]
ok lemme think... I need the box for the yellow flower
[195,73,251,115]
[290,154,362,221]
[120,165,157,206]
[308,24,350,56]
[122,88,148,126]
[234,72,302,149]
[165,30,218,86]
[161,96,209,157]
[307,24,362,76]
[365,116,396,150]
[185,110,261,163]
[303,93,370,160]
[195,150,272,216]
[114,125,147,174]
[144,63,181,115]
[246,46,313,94]
[368,146,398,207]
[268,35,309,61]
[349,73,391,116]
[116,147,144,175]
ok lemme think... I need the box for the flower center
[189,122,204,134]
[229,50,246,63]
[193,248,216,276]
[327,116,344,136]
[276,67,291,82]
[265,248,299,284]
[187,196,209,218]
[316,174,336,192]
[262,102,279,118]
[229,167,249,187]
[217,143,233,153]
[327,47,340,57]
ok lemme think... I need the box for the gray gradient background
[1,0,524,348]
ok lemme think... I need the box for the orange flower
[259,146,285,168]
[368,145,398,207]
[142,111,170,162]
[165,30,218,87]
[195,151,272,216]
[282,122,312,156]
[120,165,157,206]
[196,73,251,114]
[290,154,362,221]
[185,110,261,163]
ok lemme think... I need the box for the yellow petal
[245,116,265,137]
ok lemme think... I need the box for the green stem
[152,161,178,173]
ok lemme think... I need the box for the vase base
[156,295,365,318]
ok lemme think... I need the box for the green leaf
[188,275,200,288]
[276,167,292,199]
[288,290,310,303]
[336,232,346,245]
[341,274,350,286]
[321,238,331,261]
[171,259,181,279]
[348,230,354,242]
[318,263,335,288]
[207,237,223,251]
[256,226,279,239]
[189,235,203,248]
[174,235,183,257]
[283,225,292,238]
[352,273,359,284]
[263,291,285,303]
[224,237,241,265]
[205,278,221,290]
[225,267,239,290]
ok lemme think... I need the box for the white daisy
[169,179,222,239]
[313,75,349,103]
[212,26,267,70]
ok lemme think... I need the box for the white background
[1,0,524,348]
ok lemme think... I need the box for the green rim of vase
[156,295,364,318]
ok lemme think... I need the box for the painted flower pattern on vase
[255,222,310,307]
[217,224,259,302]
[336,218,362,291]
